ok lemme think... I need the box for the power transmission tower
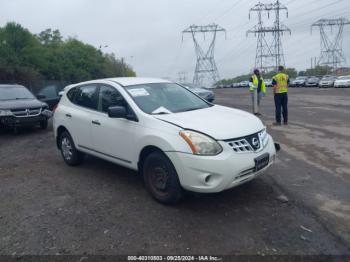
[182,24,226,86]
[311,18,350,72]
[247,0,291,72]
[178,71,188,83]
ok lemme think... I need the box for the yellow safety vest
[272,73,289,93]
[250,75,266,93]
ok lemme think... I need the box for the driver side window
[97,85,126,113]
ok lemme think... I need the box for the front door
[90,84,140,167]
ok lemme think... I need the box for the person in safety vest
[272,66,290,125]
[249,69,266,116]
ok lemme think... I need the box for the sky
[0,0,350,84]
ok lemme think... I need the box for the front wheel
[59,131,84,166]
[143,151,183,204]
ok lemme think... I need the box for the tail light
[52,104,58,114]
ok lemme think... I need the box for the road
[0,88,349,257]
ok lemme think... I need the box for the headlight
[259,128,269,147]
[180,130,223,155]
[0,110,13,116]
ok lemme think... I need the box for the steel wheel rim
[61,137,73,160]
[148,164,169,195]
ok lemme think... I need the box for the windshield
[0,86,35,100]
[125,83,211,114]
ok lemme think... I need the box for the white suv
[53,78,277,204]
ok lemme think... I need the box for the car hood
[0,98,45,110]
[155,105,264,140]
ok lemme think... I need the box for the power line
[311,17,350,71]
[247,0,291,71]
[182,24,226,85]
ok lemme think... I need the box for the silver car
[334,75,350,88]
[319,75,336,88]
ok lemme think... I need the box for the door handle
[65,113,72,118]
[92,120,101,126]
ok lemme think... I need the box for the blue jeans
[274,93,288,123]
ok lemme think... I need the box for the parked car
[292,76,308,87]
[305,76,320,87]
[0,84,52,131]
[53,78,278,204]
[289,78,296,87]
[334,75,350,88]
[319,75,336,88]
[182,83,215,102]
[36,84,64,110]
[232,82,241,88]
[239,81,250,88]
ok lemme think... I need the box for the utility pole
[247,0,291,72]
[311,18,350,74]
[178,71,188,83]
[182,24,226,86]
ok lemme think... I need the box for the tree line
[0,22,136,91]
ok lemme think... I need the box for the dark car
[182,83,215,102]
[305,76,321,87]
[36,84,64,110]
[0,84,52,131]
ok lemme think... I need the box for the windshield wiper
[151,112,170,115]
[182,107,204,112]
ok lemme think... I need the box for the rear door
[65,84,99,150]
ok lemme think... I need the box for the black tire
[59,131,84,166]
[39,120,48,130]
[143,151,183,204]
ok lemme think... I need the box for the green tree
[305,65,331,76]
[37,29,63,46]
[0,22,136,91]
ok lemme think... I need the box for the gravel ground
[0,88,349,258]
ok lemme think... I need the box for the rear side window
[67,88,77,101]
[71,85,98,110]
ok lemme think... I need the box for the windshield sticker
[129,88,150,97]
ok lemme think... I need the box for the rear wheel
[59,131,84,166]
[143,151,183,204]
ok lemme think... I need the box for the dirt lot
[0,88,349,257]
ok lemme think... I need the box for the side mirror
[37,94,46,100]
[108,106,127,118]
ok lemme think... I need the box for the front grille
[11,108,42,117]
[226,129,268,153]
